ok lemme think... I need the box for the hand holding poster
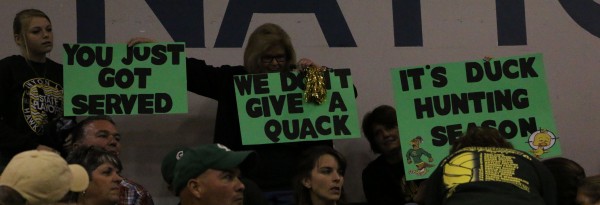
[234,69,359,145]
[63,43,187,115]
[391,53,561,180]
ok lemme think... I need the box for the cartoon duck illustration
[528,129,557,159]
[406,136,434,175]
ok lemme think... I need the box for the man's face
[79,120,121,155]
[194,168,245,205]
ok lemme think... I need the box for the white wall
[2,1,599,203]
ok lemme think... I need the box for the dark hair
[63,146,122,203]
[579,175,600,204]
[66,146,122,179]
[0,185,26,205]
[362,105,397,154]
[13,9,50,35]
[293,146,347,205]
[543,157,586,205]
[244,23,296,74]
[70,115,116,144]
[450,126,513,153]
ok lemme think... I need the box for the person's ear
[73,142,82,150]
[188,179,205,198]
[302,178,312,189]
[15,34,22,46]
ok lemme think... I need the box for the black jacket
[186,58,332,191]
[0,55,68,164]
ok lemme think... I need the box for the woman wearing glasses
[129,23,331,204]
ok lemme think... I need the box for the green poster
[391,53,561,180]
[63,43,188,115]
[235,69,359,145]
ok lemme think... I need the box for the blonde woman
[1,9,74,171]
[128,23,330,204]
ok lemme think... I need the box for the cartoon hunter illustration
[528,129,557,159]
[406,136,434,175]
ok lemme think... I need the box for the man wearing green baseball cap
[161,146,191,195]
[172,144,256,205]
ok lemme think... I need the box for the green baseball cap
[172,144,256,195]
[161,147,191,185]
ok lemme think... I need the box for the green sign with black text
[391,53,561,180]
[63,43,187,115]
[235,69,359,145]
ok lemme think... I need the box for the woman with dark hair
[361,105,424,204]
[425,126,556,205]
[449,126,513,153]
[543,157,586,205]
[577,175,600,205]
[65,146,123,205]
[293,146,347,205]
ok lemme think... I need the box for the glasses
[261,55,286,63]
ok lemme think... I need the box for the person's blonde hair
[13,9,50,36]
[13,9,52,61]
[243,23,296,74]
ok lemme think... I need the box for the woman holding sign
[234,23,334,204]
[129,23,333,204]
[0,9,74,171]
